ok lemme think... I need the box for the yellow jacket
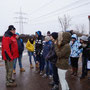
[26,40,35,52]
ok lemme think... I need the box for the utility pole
[14,8,28,34]
[88,16,90,35]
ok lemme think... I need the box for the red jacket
[2,30,19,61]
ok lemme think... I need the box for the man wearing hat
[80,36,89,79]
[2,25,19,87]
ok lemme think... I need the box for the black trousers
[81,56,88,77]
[70,57,79,68]
[52,64,59,85]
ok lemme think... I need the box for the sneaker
[9,79,15,83]
[6,82,17,87]
[49,75,53,79]
[13,70,16,74]
[12,78,15,82]
[51,84,59,90]
[49,81,55,86]
[42,74,48,78]
[35,70,40,74]
[30,64,34,68]
[40,71,43,75]
[20,68,25,72]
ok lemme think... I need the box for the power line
[72,12,90,19]
[30,11,90,25]
[30,0,89,21]
[14,8,28,34]
[30,0,55,15]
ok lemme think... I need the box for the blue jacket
[17,39,24,55]
[42,40,52,58]
[70,40,82,57]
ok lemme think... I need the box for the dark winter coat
[45,42,57,64]
[17,38,24,55]
[35,36,44,55]
[42,40,52,58]
[55,32,71,70]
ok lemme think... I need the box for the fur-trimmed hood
[58,32,71,46]
[55,32,71,70]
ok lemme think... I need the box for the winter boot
[13,70,16,74]
[6,82,17,87]
[30,64,34,68]
[20,68,25,72]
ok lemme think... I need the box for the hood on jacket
[4,30,13,37]
[36,31,42,37]
[58,32,71,46]
[71,34,77,40]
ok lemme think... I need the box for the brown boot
[30,64,34,68]
[35,62,39,68]
[20,68,25,72]
[13,70,16,74]
[6,82,17,87]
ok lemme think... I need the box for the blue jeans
[36,55,45,71]
[13,54,23,69]
[28,51,36,64]
[45,61,53,75]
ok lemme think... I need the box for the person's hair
[47,31,50,35]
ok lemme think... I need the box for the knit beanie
[45,36,50,41]
[8,25,16,31]
[51,32,58,40]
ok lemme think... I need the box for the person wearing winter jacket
[87,36,90,60]
[54,32,71,90]
[70,34,82,76]
[34,31,44,75]
[42,36,53,78]
[2,25,18,87]
[26,36,37,68]
[13,33,25,74]
[80,36,90,79]
[46,32,59,90]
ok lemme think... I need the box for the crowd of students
[1,25,90,90]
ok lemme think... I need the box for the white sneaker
[40,71,43,75]
[42,74,48,78]
[49,75,53,79]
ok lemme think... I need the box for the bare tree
[75,25,80,33]
[80,24,85,34]
[75,24,86,34]
[58,15,71,32]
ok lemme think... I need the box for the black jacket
[45,42,57,64]
[17,38,24,55]
[35,36,44,55]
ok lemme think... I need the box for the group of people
[1,25,90,90]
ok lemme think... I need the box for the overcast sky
[0,0,90,35]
